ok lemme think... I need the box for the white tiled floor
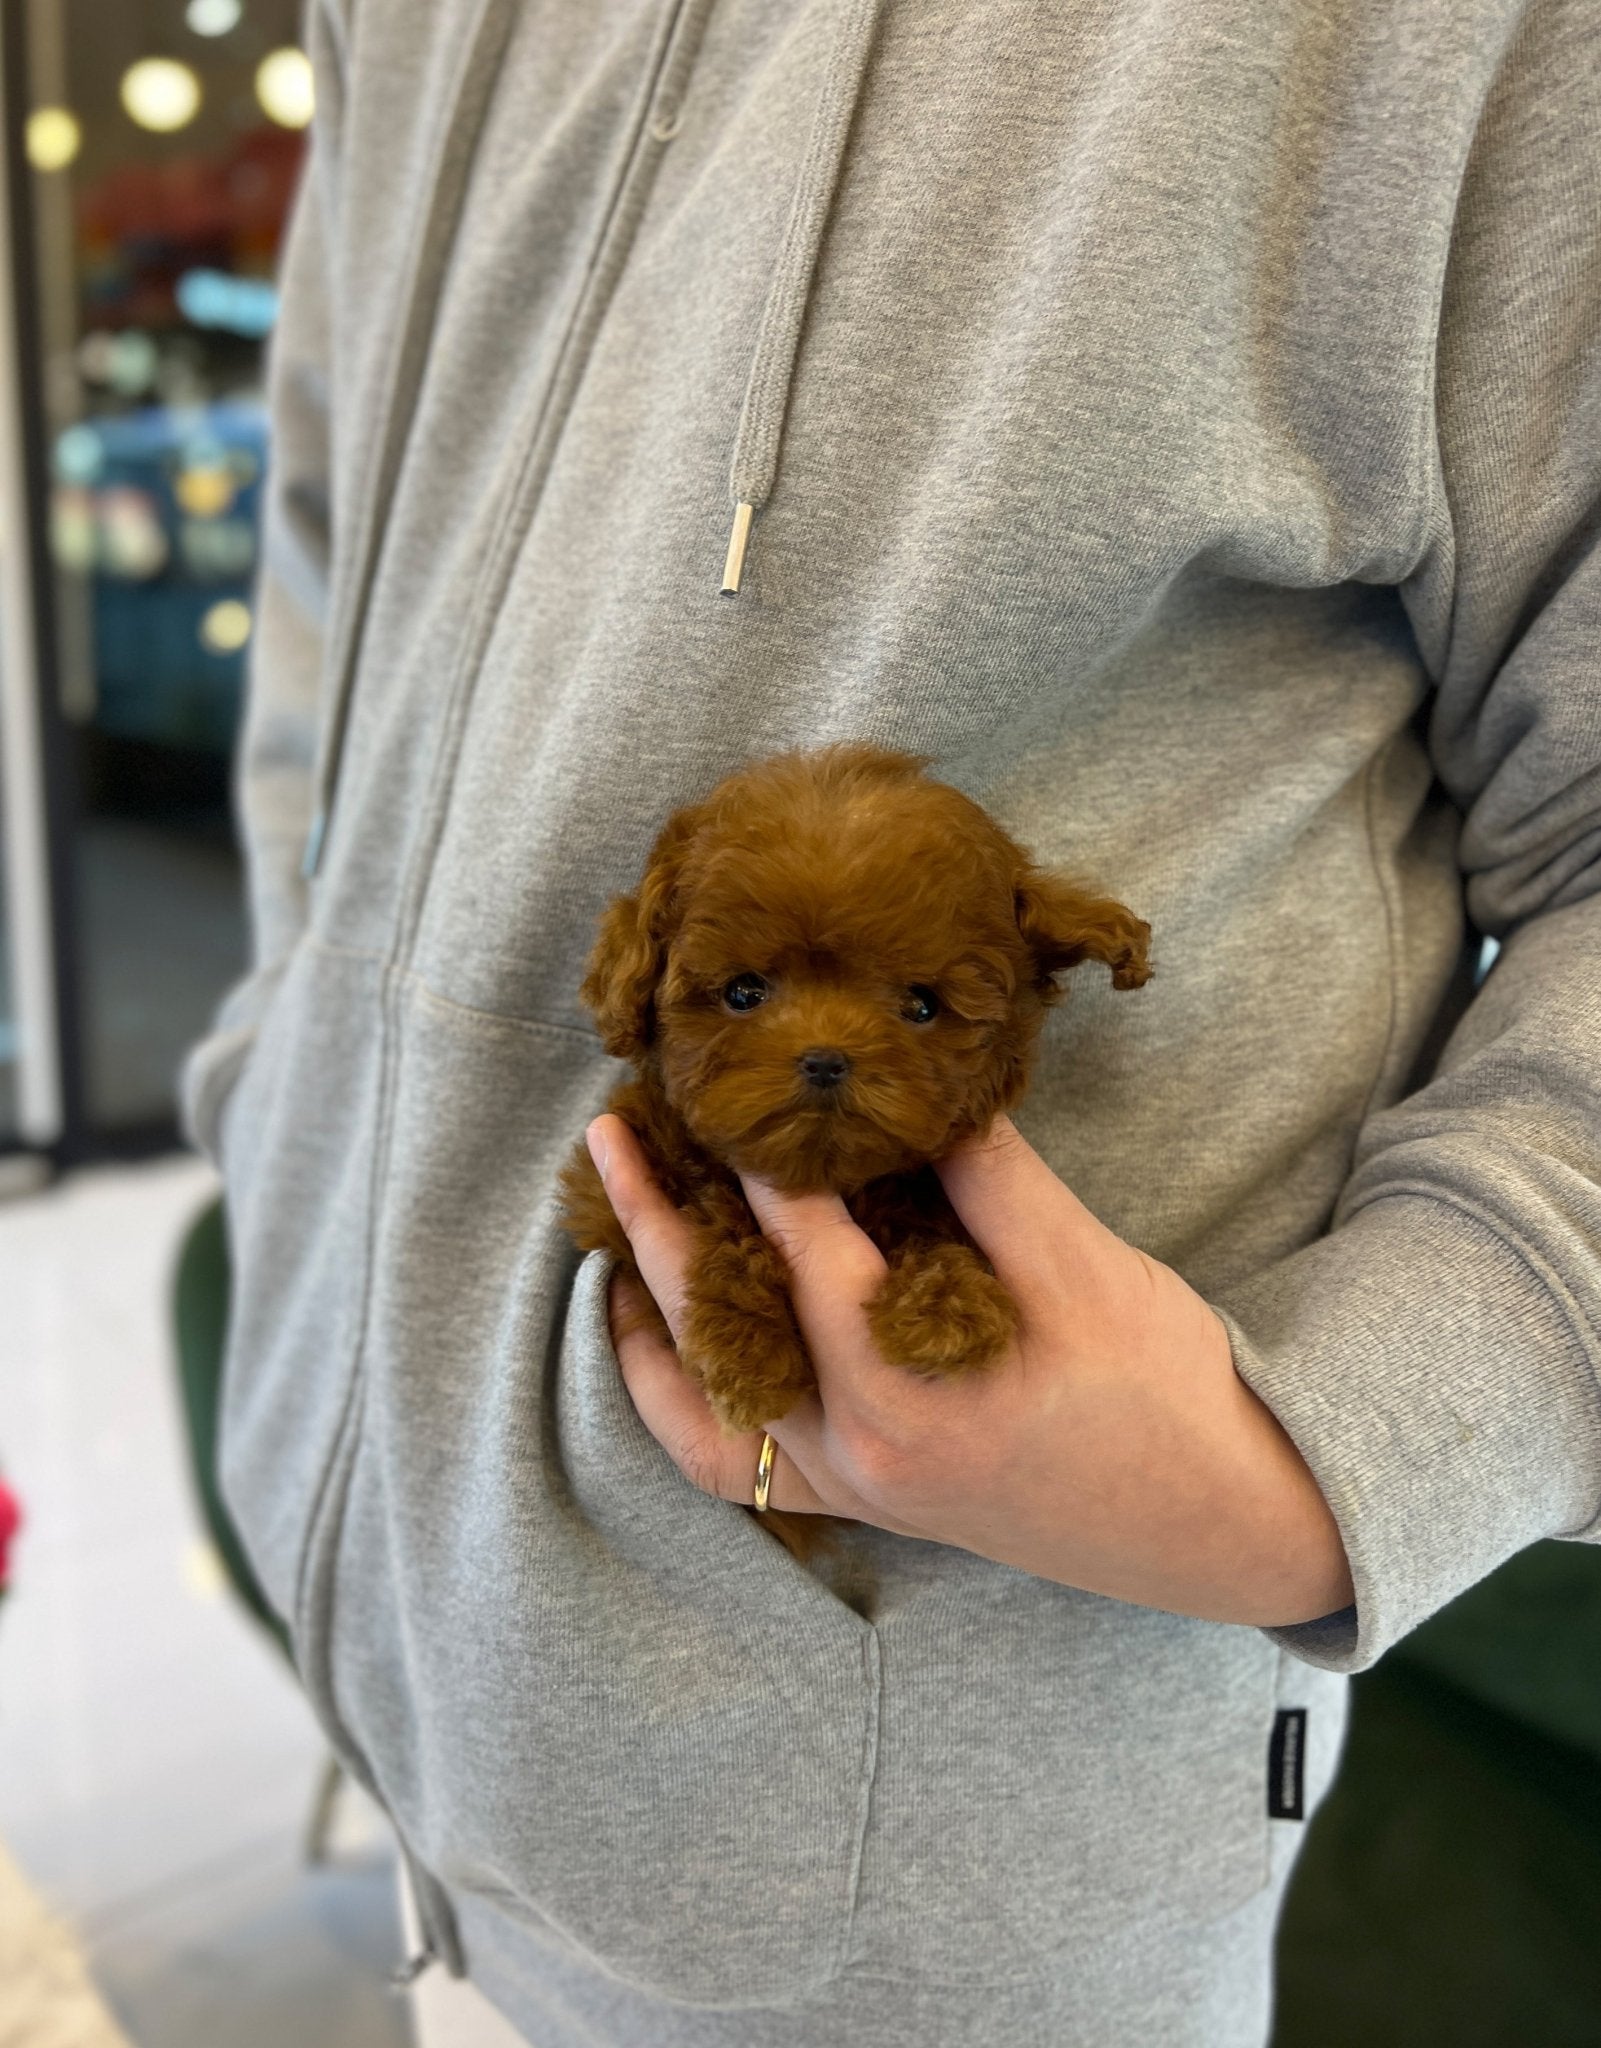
[0,1155,410,2048]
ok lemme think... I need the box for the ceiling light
[121,58,202,134]
[186,0,243,33]
[255,47,313,129]
[26,106,81,171]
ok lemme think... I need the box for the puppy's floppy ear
[581,806,704,1058]
[1015,869,1152,995]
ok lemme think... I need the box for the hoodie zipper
[301,0,519,881]
[286,0,722,1980]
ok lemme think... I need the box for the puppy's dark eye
[901,985,940,1024]
[722,973,770,1013]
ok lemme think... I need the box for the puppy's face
[582,748,1149,1195]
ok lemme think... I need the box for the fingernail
[586,1120,610,1179]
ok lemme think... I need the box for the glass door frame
[0,0,85,1169]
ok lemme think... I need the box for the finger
[610,1275,835,1515]
[737,1176,888,1366]
[587,1115,698,1344]
[736,1178,932,1447]
[763,1393,929,1540]
[932,1113,1115,1297]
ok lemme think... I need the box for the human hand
[587,1112,1353,1627]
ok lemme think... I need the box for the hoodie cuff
[1214,1193,1601,1674]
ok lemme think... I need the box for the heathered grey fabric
[184,0,1601,2040]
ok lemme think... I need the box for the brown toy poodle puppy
[558,742,1150,1559]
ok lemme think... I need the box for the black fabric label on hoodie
[1269,1708,1307,1820]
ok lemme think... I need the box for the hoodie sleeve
[180,0,345,1166]
[1215,0,1601,1673]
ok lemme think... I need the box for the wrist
[1221,1374,1354,1626]
[1018,1312,1355,1628]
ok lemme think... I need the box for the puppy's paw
[698,1348,813,1435]
[866,1242,1018,1377]
[681,1231,816,1435]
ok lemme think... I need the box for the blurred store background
[0,0,301,1163]
[0,3,1597,2047]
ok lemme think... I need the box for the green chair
[1273,1540,1601,2046]
[172,1196,287,1658]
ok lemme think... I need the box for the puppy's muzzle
[797,1047,851,1091]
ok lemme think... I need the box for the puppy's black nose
[798,1047,851,1090]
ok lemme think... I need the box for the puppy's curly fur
[558,743,1150,1563]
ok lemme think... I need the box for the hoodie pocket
[262,969,1278,2004]
[181,954,295,1173]
[315,982,881,2008]
[840,1556,1280,1982]
[213,941,390,1630]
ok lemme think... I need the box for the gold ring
[753,1432,777,1512]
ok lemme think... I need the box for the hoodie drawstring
[720,0,885,595]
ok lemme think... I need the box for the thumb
[933,1114,1112,1297]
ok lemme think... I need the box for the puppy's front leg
[681,1227,816,1436]
[865,1241,1018,1378]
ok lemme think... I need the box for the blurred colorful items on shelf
[50,400,267,753]
[176,267,279,339]
[0,1474,21,1599]
[76,126,302,332]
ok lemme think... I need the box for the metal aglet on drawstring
[717,0,886,595]
[720,501,755,595]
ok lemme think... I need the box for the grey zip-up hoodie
[184,1,1601,2041]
